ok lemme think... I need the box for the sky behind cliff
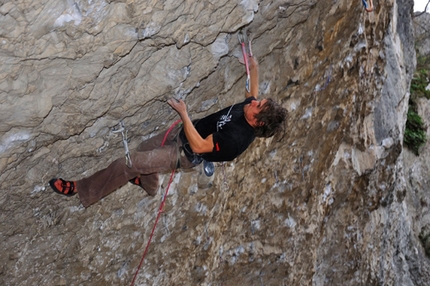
[415,0,429,11]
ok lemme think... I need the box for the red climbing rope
[130,119,182,286]
[238,30,253,93]
[161,119,182,146]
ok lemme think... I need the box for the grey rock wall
[1,0,429,285]
[401,9,430,286]
[414,11,430,56]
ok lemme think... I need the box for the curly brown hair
[253,98,287,138]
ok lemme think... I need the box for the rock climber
[49,56,287,207]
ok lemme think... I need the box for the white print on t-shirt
[216,105,234,132]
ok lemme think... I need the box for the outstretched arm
[167,98,214,154]
[245,56,259,99]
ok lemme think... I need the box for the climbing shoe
[129,177,141,186]
[49,178,77,196]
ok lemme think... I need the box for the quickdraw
[238,30,253,93]
[362,0,373,12]
[112,121,132,168]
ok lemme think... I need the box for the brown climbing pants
[76,126,195,207]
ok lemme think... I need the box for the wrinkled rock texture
[1,0,429,285]
[414,11,430,56]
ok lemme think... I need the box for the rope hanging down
[130,119,182,286]
[132,30,251,283]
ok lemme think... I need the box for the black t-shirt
[180,97,256,162]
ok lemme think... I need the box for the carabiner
[237,31,245,44]
[112,121,133,168]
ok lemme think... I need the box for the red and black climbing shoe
[129,177,141,186]
[49,178,77,196]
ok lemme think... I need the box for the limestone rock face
[414,11,430,56]
[1,0,429,285]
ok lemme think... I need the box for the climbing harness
[238,30,253,93]
[112,121,132,168]
[362,0,373,12]
[130,119,182,286]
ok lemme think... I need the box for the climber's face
[244,99,267,127]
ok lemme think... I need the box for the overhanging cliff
[1,0,429,285]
